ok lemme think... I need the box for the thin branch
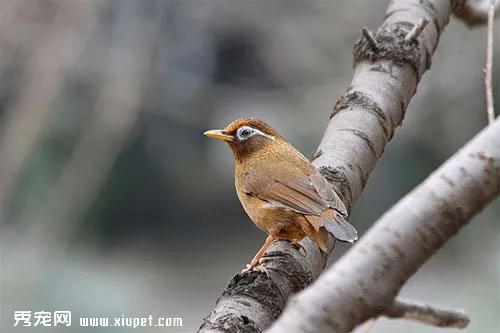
[485,0,496,124]
[454,0,500,26]
[385,298,469,329]
[361,27,378,50]
[405,18,429,41]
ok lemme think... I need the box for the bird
[204,118,357,273]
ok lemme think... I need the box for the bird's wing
[308,168,357,242]
[242,164,357,242]
[241,163,349,216]
[241,165,327,216]
[309,167,348,216]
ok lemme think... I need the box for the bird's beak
[203,129,234,142]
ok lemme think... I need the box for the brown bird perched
[204,118,357,273]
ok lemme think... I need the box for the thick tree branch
[267,117,500,332]
[199,0,493,332]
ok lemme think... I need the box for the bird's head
[204,118,285,162]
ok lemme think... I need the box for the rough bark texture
[267,117,500,333]
[198,0,478,332]
[199,237,334,332]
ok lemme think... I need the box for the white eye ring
[236,126,255,140]
[236,126,276,141]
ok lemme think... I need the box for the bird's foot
[241,258,269,277]
[291,241,307,256]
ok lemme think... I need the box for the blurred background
[0,0,499,332]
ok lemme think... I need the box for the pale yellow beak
[203,129,234,142]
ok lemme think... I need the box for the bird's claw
[292,241,307,256]
[241,258,269,277]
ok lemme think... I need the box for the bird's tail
[306,210,358,244]
[323,212,358,243]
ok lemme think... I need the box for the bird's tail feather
[323,212,358,243]
[305,210,358,244]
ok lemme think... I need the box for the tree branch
[454,0,500,26]
[404,18,429,41]
[199,0,496,331]
[484,0,496,124]
[385,298,469,328]
[267,116,500,332]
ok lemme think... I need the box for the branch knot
[354,24,423,79]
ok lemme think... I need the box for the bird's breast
[235,188,271,231]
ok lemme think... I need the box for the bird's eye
[238,127,254,140]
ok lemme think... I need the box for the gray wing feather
[310,168,348,216]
